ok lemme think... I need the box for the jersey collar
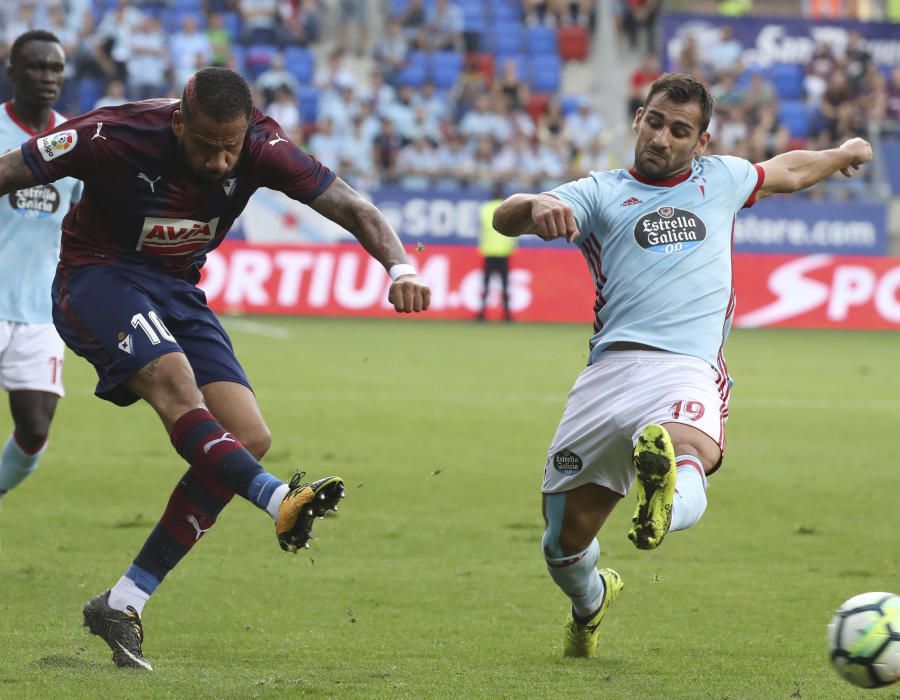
[627,164,694,188]
[3,101,56,136]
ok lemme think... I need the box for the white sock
[0,433,47,493]
[265,484,290,520]
[545,538,606,618]
[669,455,708,532]
[108,576,151,615]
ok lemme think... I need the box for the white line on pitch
[223,318,292,339]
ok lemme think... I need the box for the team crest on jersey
[552,449,583,475]
[9,185,60,218]
[38,129,77,162]
[633,205,707,254]
[137,216,220,255]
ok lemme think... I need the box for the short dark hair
[9,30,62,67]
[644,72,715,133]
[181,67,253,123]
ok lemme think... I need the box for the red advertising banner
[200,243,900,329]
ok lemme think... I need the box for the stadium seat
[527,55,562,93]
[490,0,523,22]
[778,99,809,138]
[525,25,557,56]
[285,47,315,84]
[461,4,486,32]
[396,59,428,87]
[494,53,526,77]
[471,52,494,82]
[245,44,278,79]
[230,44,246,73]
[221,12,242,41]
[557,25,589,61]
[78,79,104,114]
[296,85,320,125]
[491,23,522,54]
[768,63,805,100]
[561,95,581,116]
[526,92,550,123]
[430,51,463,89]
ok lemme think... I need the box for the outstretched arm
[755,137,873,201]
[0,149,40,197]
[308,176,430,313]
[492,192,580,242]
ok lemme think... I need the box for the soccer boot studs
[628,423,678,550]
[276,471,345,552]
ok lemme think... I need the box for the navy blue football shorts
[52,263,251,406]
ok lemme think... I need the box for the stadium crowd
[0,0,895,196]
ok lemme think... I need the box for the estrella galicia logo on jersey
[9,185,60,218]
[38,129,77,162]
[633,206,707,254]
[137,216,220,255]
[552,449,583,475]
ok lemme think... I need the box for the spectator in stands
[339,113,377,189]
[886,67,900,124]
[382,85,418,139]
[426,0,464,52]
[171,16,213,87]
[72,10,111,83]
[308,116,342,167]
[715,105,750,156]
[256,52,300,103]
[92,0,146,82]
[206,13,233,67]
[459,94,502,139]
[93,79,128,109]
[408,104,441,142]
[417,81,448,125]
[398,0,428,49]
[433,130,474,189]
[1,3,37,62]
[674,34,702,76]
[814,71,853,141]
[124,14,169,101]
[618,0,661,53]
[319,76,359,134]
[337,0,367,55]
[266,84,302,139]
[537,96,567,141]
[239,0,294,46]
[313,49,354,90]
[844,30,872,93]
[496,58,528,111]
[398,135,437,190]
[450,55,489,119]
[741,70,778,120]
[704,24,743,80]
[355,98,382,144]
[563,98,605,152]
[804,40,837,107]
[575,135,613,174]
[710,71,745,110]
[747,104,790,161]
[374,19,409,85]
[470,135,501,188]
[628,53,661,116]
[283,0,321,46]
[502,95,536,139]
[525,0,593,28]
[361,71,397,116]
[373,118,404,184]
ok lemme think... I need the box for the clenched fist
[839,138,873,177]
[531,193,580,243]
[388,275,431,313]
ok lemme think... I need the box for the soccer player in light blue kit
[0,31,80,504]
[493,74,873,658]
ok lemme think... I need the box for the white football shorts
[542,350,730,496]
[0,321,66,396]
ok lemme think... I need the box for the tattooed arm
[309,177,430,313]
[0,149,39,196]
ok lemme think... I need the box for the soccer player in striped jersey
[0,67,430,670]
[494,73,872,658]
[0,31,80,505]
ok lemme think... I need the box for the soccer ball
[827,591,900,688]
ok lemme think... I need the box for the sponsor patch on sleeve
[37,129,78,162]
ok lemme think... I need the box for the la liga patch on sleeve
[38,129,78,162]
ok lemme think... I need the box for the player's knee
[239,426,272,461]
[14,427,49,452]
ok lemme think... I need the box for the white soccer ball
[827,592,900,688]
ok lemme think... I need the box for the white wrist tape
[388,263,417,281]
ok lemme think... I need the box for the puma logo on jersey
[92,122,107,140]
[202,432,236,454]
[137,172,161,193]
[186,514,212,541]
[268,132,288,146]
[136,215,220,255]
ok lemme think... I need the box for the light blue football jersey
[551,155,762,371]
[0,102,81,323]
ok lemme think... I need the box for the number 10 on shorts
[671,400,705,421]
[131,311,175,345]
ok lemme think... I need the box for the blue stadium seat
[245,44,278,79]
[767,63,805,100]
[78,79,104,114]
[221,12,242,41]
[490,0,523,22]
[493,53,526,77]
[172,0,202,9]
[230,45,246,73]
[525,25,557,56]
[561,95,581,116]
[527,55,561,93]
[396,57,428,87]
[462,5,486,32]
[284,47,315,84]
[296,85,320,124]
[491,23,523,54]
[430,51,463,88]
[778,99,809,138]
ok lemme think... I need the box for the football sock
[545,538,606,618]
[0,432,48,495]
[669,455,708,532]
[170,408,284,512]
[108,575,151,615]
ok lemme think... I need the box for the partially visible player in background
[493,73,872,659]
[476,183,517,322]
[0,31,81,505]
[0,67,430,671]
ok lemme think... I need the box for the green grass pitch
[1,317,898,699]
